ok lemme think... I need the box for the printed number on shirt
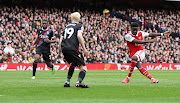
[64,27,74,39]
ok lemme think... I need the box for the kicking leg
[137,61,159,83]
[32,54,40,79]
[122,56,138,83]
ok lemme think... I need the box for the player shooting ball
[122,22,171,83]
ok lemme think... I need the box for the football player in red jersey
[122,22,170,83]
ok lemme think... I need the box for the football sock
[139,68,153,80]
[77,69,86,83]
[49,63,53,68]
[127,60,136,79]
[66,65,75,82]
[33,62,38,76]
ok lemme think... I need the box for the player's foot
[52,64,55,74]
[151,79,159,83]
[75,83,89,88]
[122,77,130,83]
[31,76,35,79]
[64,82,71,87]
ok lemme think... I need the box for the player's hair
[70,12,81,22]
[131,22,139,28]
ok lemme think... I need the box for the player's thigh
[134,50,145,62]
[136,61,142,68]
[79,66,87,71]
[63,50,85,67]
[42,53,51,62]
[62,50,73,64]
[71,51,86,67]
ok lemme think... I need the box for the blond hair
[70,12,81,22]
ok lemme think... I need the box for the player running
[32,19,56,79]
[59,12,89,88]
[122,22,170,83]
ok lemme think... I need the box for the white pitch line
[0,95,4,96]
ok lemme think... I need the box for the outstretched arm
[33,35,39,45]
[132,39,156,44]
[149,30,171,37]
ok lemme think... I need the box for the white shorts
[133,50,145,62]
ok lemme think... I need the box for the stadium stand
[0,6,179,63]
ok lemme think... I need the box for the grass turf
[0,70,180,103]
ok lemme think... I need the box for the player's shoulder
[76,23,83,27]
[125,32,132,36]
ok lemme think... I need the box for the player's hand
[44,38,50,43]
[83,49,88,57]
[163,30,171,37]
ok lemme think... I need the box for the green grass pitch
[0,70,180,103]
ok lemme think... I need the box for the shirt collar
[42,27,48,31]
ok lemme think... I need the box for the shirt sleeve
[78,26,84,33]
[49,30,55,39]
[141,31,149,37]
[125,34,135,42]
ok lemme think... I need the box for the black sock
[66,65,75,82]
[48,63,53,68]
[77,70,86,83]
[33,62,38,76]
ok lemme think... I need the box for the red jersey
[125,31,149,58]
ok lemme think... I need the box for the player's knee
[136,62,142,68]
[34,55,40,62]
[79,66,87,72]
[132,56,138,61]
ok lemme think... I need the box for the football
[3,46,15,57]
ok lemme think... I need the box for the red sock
[127,60,136,78]
[139,68,153,80]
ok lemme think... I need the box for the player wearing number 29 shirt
[122,22,171,84]
[59,12,89,88]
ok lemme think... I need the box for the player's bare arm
[149,30,171,37]
[33,35,39,45]
[59,37,63,51]
[132,38,157,44]
[77,32,88,57]
[44,37,56,43]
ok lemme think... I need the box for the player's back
[61,23,84,51]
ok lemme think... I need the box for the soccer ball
[3,46,15,57]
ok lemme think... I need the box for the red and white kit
[125,31,149,61]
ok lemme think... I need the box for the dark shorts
[36,46,51,62]
[62,50,85,67]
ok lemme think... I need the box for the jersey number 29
[64,28,74,39]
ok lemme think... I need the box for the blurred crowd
[0,6,179,64]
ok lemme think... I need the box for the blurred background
[0,0,179,64]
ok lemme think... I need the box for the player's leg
[64,64,75,87]
[71,51,89,88]
[75,65,89,88]
[136,51,159,83]
[43,54,55,74]
[122,55,138,83]
[62,51,75,87]
[32,54,41,79]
